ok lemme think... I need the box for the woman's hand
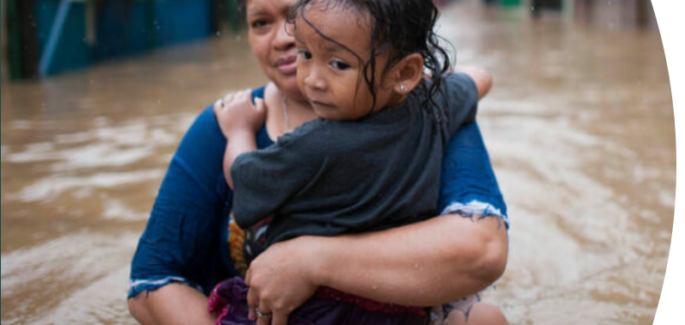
[214,89,266,139]
[244,237,321,325]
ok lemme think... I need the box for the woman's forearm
[310,213,508,306]
[128,284,215,325]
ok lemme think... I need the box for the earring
[399,84,406,91]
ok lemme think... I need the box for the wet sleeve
[231,134,323,229]
[442,73,480,137]
[129,105,233,298]
[438,122,509,229]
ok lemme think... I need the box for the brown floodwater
[0,2,675,325]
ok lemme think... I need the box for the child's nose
[304,70,327,91]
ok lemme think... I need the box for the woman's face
[246,0,301,98]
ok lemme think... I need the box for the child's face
[294,6,397,121]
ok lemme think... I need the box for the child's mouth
[311,100,336,109]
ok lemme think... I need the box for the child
[211,0,504,324]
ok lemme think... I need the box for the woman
[127,0,509,324]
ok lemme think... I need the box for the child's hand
[214,89,266,138]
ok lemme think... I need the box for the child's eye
[331,60,350,70]
[297,49,312,60]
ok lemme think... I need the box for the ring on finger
[255,306,272,319]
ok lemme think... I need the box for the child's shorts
[208,276,429,325]
[430,293,482,325]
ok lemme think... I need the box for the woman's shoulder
[262,83,281,116]
[252,85,268,100]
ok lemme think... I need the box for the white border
[652,1,684,324]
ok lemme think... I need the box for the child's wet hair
[289,0,452,121]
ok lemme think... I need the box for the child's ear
[390,53,424,95]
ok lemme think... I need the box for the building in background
[1,0,660,80]
[483,0,657,28]
[2,0,243,80]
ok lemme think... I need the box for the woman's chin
[277,79,304,99]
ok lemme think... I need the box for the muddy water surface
[1,3,675,325]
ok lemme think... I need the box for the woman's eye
[331,60,350,70]
[297,50,312,60]
[250,20,269,29]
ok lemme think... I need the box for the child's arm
[230,126,325,230]
[213,90,266,188]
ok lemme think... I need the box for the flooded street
[1,2,675,325]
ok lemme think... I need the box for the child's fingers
[214,92,234,113]
[214,95,227,113]
[233,89,252,105]
[253,98,266,114]
[221,89,252,109]
[222,92,237,106]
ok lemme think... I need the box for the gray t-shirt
[231,73,479,247]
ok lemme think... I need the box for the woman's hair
[289,0,452,122]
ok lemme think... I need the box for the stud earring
[399,84,406,91]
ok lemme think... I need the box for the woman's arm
[315,213,506,305]
[129,283,215,325]
[128,105,232,325]
[248,211,506,308]
[245,122,508,322]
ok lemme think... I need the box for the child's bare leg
[444,303,507,325]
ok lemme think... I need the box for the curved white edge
[652,1,684,325]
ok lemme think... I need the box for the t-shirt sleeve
[441,73,480,137]
[231,131,324,229]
